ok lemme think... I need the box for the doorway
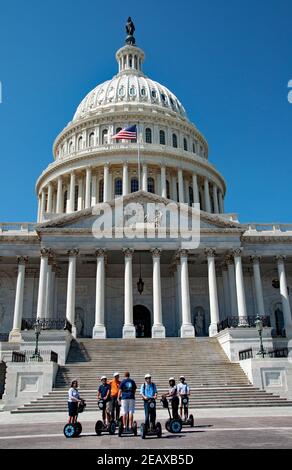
[133,305,151,338]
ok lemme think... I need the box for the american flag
[112,125,137,140]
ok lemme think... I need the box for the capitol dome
[36,32,226,222]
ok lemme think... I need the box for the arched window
[172,133,178,148]
[69,141,73,154]
[147,177,155,194]
[184,138,188,151]
[74,185,79,211]
[159,130,166,145]
[189,186,194,205]
[115,127,122,143]
[192,142,196,153]
[145,128,152,144]
[63,190,67,213]
[131,178,139,193]
[77,136,83,151]
[89,132,95,147]
[102,129,108,145]
[166,180,170,199]
[115,178,122,196]
[98,180,104,202]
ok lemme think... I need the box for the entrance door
[275,306,285,336]
[133,305,151,338]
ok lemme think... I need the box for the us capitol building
[1,21,292,348]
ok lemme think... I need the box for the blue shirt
[140,382,157,399]
[119,378,137,400]
[98,383,110,400]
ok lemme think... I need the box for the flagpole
[137,122,141,191]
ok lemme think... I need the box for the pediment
[36,191,243,233]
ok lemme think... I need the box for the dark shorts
[68,401,78,417]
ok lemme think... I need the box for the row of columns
[9,249,292,341]
[38,165,225,221]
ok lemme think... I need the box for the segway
[118,411,138,437]
[140,398,162,439]
[95,399,116,436]
[180,396,194,427]
[63,400,86,438]
[161,395,182,434]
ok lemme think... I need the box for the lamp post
[30,319,43,362]
[255,315,266,358]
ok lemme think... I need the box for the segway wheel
[140,423,146,439]
[118,421,123,437]
[95,420,103,436]
[169,419,182,434]
[133,421,138,436]
[156,422,162,438]
[63,423,76,438]
[189,414,194,427]
[75,422,82,436]
[109,421,116,435]
[165,419,171,432]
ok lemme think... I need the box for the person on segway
[177,375,190,421]
[165,377,180,419]
[140,374,158,431]
[109,372,121,423]
[97,376,111,426]
[67,380,83,424]
[118,371,137,432]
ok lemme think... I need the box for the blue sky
[0,0,291,222]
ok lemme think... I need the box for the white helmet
[113,372,120,377]
[101,375,107,380]
[180,375,185,380]
[144,373,151,379]
[169,377,175,382]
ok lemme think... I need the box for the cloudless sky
[0,0,291,222]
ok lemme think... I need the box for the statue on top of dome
[125,17,136,45]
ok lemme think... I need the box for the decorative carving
[275,255,286,262]
[17,256,28,265]
[177,249,189,258]
[224,254,234,265]
[95,248,107,258]
[123,248,134,258]
[231,248,243,257]
[40,248,51,257]
[151,248,162,258]
[250,255,261,263]
[205,248,216,258]
[67,249,79,257]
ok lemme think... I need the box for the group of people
[67,373,190,429]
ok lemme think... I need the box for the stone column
[93,249,107,338]
[142,164,148,192]
[178,169,184,203]
[47,183,53,214]
[103,164,110,202]
[65,249,79,338]
[9,256,28,342]
[205,248,220,336]
[161,166,167,198]
[218,190,224,213]
[91,174,97,206]
[85,167,92,208]
[178,250,195,337]
[122,163,129,196]
[222,263,231,316]
[122,248,136,338]
[184,178,190,205]
[225,254,238,316]
[44,261,53,320]
[213,185,219,213]
[36,249,50,319]
[250,256,265,316]
[77,176,83,211]
[276,255,292,336]
[151,249,166,338]
[69,171,76,213]
[233,249,248,325]
[56,176,63,214]
[40,188,46,221]
[192,174,200,205]
[204,178,211,213]
[172,175,178,201]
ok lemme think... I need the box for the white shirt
[177,382,190,395]
[68,387,80,402]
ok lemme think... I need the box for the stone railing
[217,315,271,332]
[11,349,58,363]
[244,223,292,234]
[239,347,289,361]
[0,222,37,234]
[21,318,68,331]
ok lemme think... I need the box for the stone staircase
[11,337,292,413]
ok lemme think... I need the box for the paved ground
[1,408,292,449]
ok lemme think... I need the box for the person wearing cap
[140,374,158,430]
[97,376,111,426]
[118,371,137,430]
[177,376,190,420]
[165,377,179,419]
[109,372,121,422]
